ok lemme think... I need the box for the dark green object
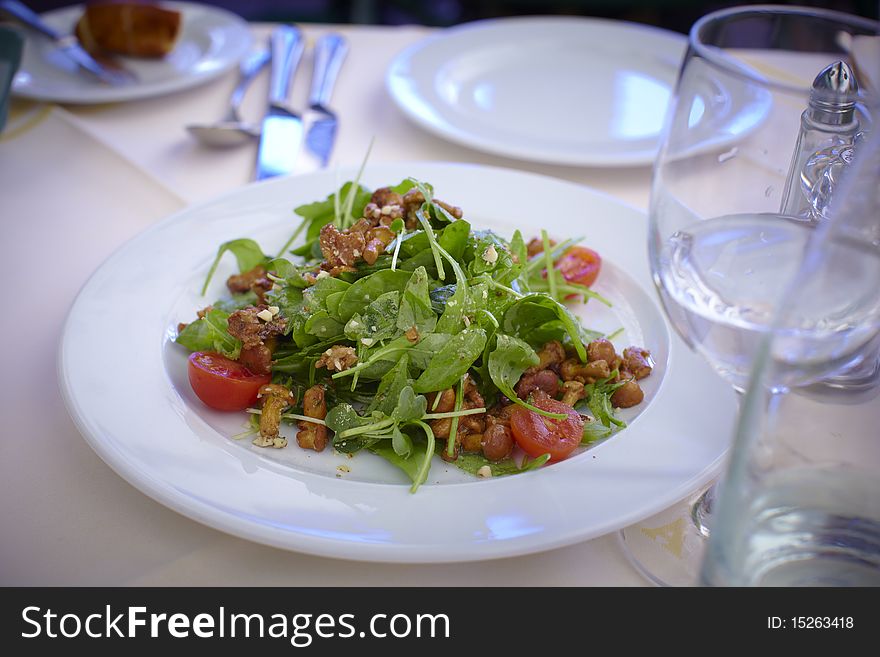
[0,26,23,132]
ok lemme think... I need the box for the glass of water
[701,129,880,586]
[620,5,879,585]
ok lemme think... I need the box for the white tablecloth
[0,23,655,586]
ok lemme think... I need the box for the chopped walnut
[319,223,366,270]
[611,379,644,408]
[369,187,404,208]
[404,326,420,343]
[526,236,556,257]
[315,345,358,372]
[227,265,273,303]
[560,358,611,384]
[253,384,294,449]
[227,306,287,350]
[401,188,463,229]
[560,380,586,407]
[622,346,653,380]
[524,340,566,375]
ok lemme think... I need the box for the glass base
[618,487,714,587]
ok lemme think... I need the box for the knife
[303,33,348,168]
[255,25,305,181]
[0,0,136,86]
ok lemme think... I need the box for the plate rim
[58,161,735,563]
[385,16,688,167]
[11,1,253,104]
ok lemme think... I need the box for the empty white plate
[387,16,690,166]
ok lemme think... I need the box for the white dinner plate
[386,17,770,166]
[59,162,737,562]
[11,2,251,104]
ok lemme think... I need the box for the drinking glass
[619,5,880,586]
[701,127,880,586]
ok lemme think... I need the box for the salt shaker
[780,61,861,221]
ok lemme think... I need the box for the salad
[175,177,653,492]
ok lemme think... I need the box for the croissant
[75,1,182,59]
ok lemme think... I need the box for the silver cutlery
[254,25,305,181]
[0,0,137,86]
[186,48,270,148]
[303,33,348,168]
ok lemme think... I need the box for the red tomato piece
[187,351,270,411]
[555,245,601,288]
[509,393,584,462]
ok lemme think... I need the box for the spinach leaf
[367,354,411,415]
[397,266,437,338]
[345,290,401,344]
[303,276,351,312]
[466,230,514,277]
[368,440,424,485]
[175,308,241,359]
[503,294,588,362]
[212,291,259,313]
[407,333,452,371]
[304,310,345,340]
[201,238,267,295]
[413,328,487,393]
[445,450,551,477]
[336,269,413,323]
[325,290,346,321]
[437,219,470,262]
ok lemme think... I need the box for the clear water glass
[701,129,880,586]
[619,5,880,586]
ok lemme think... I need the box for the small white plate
[12,2,251,104]
[387,17,685,166]
[59,162,736,562]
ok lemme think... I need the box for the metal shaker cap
[808,61,859,125]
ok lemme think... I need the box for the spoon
[186,47,270,147]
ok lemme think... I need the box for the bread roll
[75,2,182,59]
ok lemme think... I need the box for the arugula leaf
[201,238,267,295]
[585,374,628,429]
[175,308,241,359]
[413,328,487,393]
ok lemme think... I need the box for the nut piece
[622,346,653,380]
[560,380,586,407]
[253,384,294,449]
[297,385,328,452]
[315,345,358,372]
[611,379,644,408]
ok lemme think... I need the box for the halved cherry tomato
[187,352,270,411]
[555,245,601,288]
[509,394,584,462]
